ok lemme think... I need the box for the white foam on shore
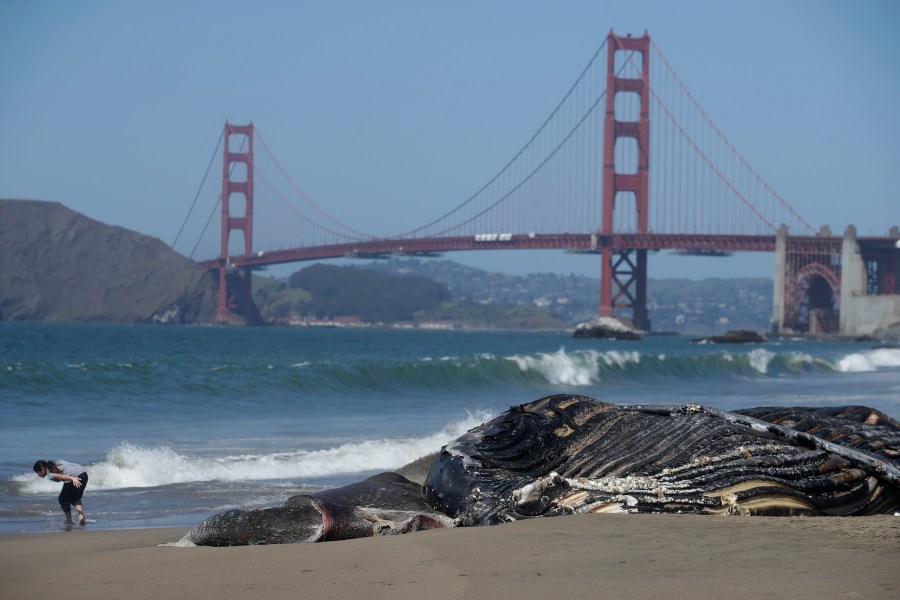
[11,411,493,494]
[162,534,197,547]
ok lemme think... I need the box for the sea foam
[12,411,493,493]
[506,348,640,386]
[747,348,776,374]
[836,348,900,373]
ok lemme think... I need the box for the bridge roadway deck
[198,233,854,271]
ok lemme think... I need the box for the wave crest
[836,348,900,373]
[507,349,640,385]
[11,411,493,493]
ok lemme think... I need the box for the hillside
[254,259,772,334]
[363,258,773,335]
[253,264,566,330]
[0,199,218,323]
[253,264,569,330]
[289,263,451,322]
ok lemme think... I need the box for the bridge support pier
[217,121,257,324]
[600,248,649,331]
[837,225,900,336]
[599,31,651,331]
[218,267,258,325]
[771,225,787,333]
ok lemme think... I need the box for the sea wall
[839,225,900,336]
[840,294,900,336]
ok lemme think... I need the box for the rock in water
[572,317,641,340]
[690,329,766,344]
[187,395,900,546]
[871,322,900,343]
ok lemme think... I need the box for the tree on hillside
[289,264,451,322]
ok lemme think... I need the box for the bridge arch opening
[227,132,251,153]
[793,266,840,335]
[803,276,838,335]
[613,48,643,76]
[615,92,641,122]
[226,193,248,216]
[228,161,249,184]
[226,229,249,258]
[614,137,640,175]
[613,191,638,232]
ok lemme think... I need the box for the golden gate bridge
[173,30,898,331]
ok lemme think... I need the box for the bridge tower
[217,121,257,323]
[599,31,651,331]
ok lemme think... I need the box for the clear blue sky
[1,0,898,280]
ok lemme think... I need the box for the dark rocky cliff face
[0,199,218,323]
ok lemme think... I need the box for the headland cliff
[0,199,217,323]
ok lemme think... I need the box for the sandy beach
[1,514,897,600]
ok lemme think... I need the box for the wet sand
[1,514,897,600]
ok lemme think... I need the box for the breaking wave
[11,410,493,493]
[6,347,898,399]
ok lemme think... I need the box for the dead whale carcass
[186,395,899,546]
[186,470,452,546]
[423,395,900,524]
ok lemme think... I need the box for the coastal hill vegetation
[289,264,450,323]
[254,263,569,330]
[254,259,773,334]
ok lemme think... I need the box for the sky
[1,0,898,281]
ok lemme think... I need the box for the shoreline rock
[689,329,766,344]
[572,316,642,340]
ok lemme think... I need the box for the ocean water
[1,322,898,534]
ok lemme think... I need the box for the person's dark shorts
[58,472,88,510]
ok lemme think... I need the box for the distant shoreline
[3,319,894,343]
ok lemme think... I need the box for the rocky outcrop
[871,322,900,344]
[572,316,641,340]
[0,199,218,323]
[689,329,766,344]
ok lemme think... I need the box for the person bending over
[33,460,89,526]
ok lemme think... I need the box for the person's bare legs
[62,508,73,524]
[74,503,85,526]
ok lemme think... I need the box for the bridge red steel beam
[784,237,842,255]
[199,233,849,272]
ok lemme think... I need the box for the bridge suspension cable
[172,127,223,251]
[612,32,777,233]
[253,128,378,241]
[417,88,610,238]
[649,38,816,235]
[386,38,610,239]
[173,128,252,260]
